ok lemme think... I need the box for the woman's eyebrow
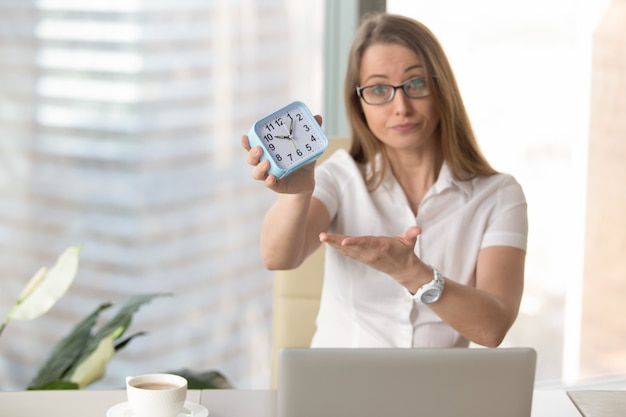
[405,64,424,73]
[362,73,389,84]
[362,64,424,84]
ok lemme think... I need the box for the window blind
[0,0,324,389]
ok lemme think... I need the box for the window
[388,0,616,385]
[0,0,325,389]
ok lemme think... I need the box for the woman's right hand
[241,114,322,195]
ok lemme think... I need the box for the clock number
[268,143,275,151]
[296,113,304,121]
[306,144,312,152]
[265,123,275,131]
[275,154,282,161]
[303,124,310,132]
[287,149,304,161]
[310,135,317,142]
[263,133,273,142]
[276,117,284,126]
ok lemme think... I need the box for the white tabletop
[0,388,581,417]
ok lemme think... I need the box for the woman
[243,13,527,349]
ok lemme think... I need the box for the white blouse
[310,149,528,348]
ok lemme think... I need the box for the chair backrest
[271,136,350,388]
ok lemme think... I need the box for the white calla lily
[1,246,81,338]
[16,267,48,301]
[9,246,81,320]
[69,332,117,389]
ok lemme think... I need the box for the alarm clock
[247,101,329,179]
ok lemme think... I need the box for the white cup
[126,373,190,417]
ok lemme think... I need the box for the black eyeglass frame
[355,76,436,105]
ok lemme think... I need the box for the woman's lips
[391,122,418,133]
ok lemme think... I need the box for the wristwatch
[415,267,445,304]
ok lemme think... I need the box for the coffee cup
[126,373,190,417]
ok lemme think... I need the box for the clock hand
[272,135,297,149]
[276,116,293,140]
[277,116,296,149]
[287,115,297,149]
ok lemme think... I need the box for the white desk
[0,389,581,417]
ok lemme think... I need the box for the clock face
[253,102,328,171]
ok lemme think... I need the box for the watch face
[252,101,328,172]
[421,288,441,304]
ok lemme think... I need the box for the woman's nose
[392,88,411,114]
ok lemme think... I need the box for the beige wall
[581,0,626,379]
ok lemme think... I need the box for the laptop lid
[278,347,537,417]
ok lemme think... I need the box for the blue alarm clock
[248,101,329,179]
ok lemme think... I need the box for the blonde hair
[344,13,497,188]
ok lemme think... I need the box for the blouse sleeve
[481,176,528,251]
[312,149,355,220]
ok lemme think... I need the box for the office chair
[271,137,349,388]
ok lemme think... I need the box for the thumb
[400,226,422,246]
[401,226,422,244]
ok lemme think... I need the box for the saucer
[106,401,209,417]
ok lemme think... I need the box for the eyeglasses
[355,76,432,105]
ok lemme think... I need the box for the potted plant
[2,247,232,390]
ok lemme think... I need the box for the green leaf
[9,246,81,321]
[169,369,234,389]
[64,293,170,379]
[94,293,170,345]
[28,380,79,390]
[28,302,112,389]
[114,331,147,352]
[68,333,117,389]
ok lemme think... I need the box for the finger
[341,235,375,248]
[246,145,264,166]
[402,226,422,242]
[264,174,278,188]
[241,135,251,151]
[321,237,353,258]
[320,233,352,254]
[314,114,323,127]
[319,232,347,245]
[251,159,271,180]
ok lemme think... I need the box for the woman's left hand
[319,226,431,292]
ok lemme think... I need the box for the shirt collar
[432,161,473,198]
[378,157,474,200]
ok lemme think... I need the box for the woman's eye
[371,85,389,96]
[406,78,425,91]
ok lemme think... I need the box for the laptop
[278,347,537,417]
